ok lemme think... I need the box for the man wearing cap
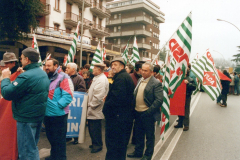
[87,63,109,153]
[1,47,50,160]
[103,57,135,160]
[2,52,19,76]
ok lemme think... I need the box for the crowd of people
[0,49,202,160]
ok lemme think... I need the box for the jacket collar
[70,72,78,78]
[113,69,126,80]
[49,66,61,81]
[23,63,40,71]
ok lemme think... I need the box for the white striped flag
[122,41,130,65]
[130,36,140,66]
[90,42,102,72]
[42,53,51,65]
[66,21,80,65]
[32,34,42,67]
[160,53,171,140]
[167,12,192,98]
[191,49,221,100]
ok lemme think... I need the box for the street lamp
[217,19,240,32]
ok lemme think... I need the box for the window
[152,42,155,47]
[118,38,120,45]
[114,39,117,44]
[150,28,152,32]
[143,25,145,30]
[114,14,117,19]
[149,52,151,58]
[118,14,121,19]
[114,27,117,32]
[143,12,145,16]
[55,0,60,10]
[118,26,121,32]
[142,38,145,43]
[54,23,59,31]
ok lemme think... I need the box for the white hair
[143,62,153,71]
[67,63,77,71]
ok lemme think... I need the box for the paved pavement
[39,92,240,160]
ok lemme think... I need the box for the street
[38,92,240,160]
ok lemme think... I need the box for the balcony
[64,12,80,28]
[38,2,51,16]
[90,40,121,55]
[106,16,151,26]
[138,43,151,49]
[155,16,165,23]
[79,18,93,30]
[106,0,165,18]
[90,2,111,18]
[89,24,110,37]
[109,29,151,37]
[120,43,151,50]
[67,0,91,8]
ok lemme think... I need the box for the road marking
[39,148,50,158]
[152,92,201,159]
[158,92,202,160]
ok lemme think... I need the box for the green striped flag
[130,36,140,66]
[167,12,192,98]
[66,21,80,65]
[122,41,130,65]
[191,53,199,65]
[32,34,42,68]
[90,42,102,72]
[160,54,171,140]
[191,49,221,100]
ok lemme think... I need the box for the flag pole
[151,11,192,65]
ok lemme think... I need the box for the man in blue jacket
[44,58,74,160]
[1,47,50,160]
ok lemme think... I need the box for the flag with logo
[90,42,102,72]
[191,49,221,100]
[159,12,192,140]
[32,34,42,68]
[130,36,140,66]
[191,53,199,65]
[66,21,80,65]
[167,12,192,98]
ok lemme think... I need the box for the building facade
[0,0,122,66]
[105,0,165,61]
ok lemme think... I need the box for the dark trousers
[178,96,191,127]
[105,118,132,160]
[134,111,155,158]
[45,114,68,160]
[88,119,103,149]
[221,93,227,105]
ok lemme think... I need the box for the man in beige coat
[87,63,109,153]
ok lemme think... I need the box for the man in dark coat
[127,62,163,160]
[130,61,145,86]
[103,57,135,160]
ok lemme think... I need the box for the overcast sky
[151,0,240,61]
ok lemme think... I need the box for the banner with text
[66,91,88,143]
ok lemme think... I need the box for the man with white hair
[65,62,86,144]
[66,62,86,92]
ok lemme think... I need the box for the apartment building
[0,0,121,66]
[105,0,165,61]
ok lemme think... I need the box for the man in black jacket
[127,62,163,160]
[103,57,135,160]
